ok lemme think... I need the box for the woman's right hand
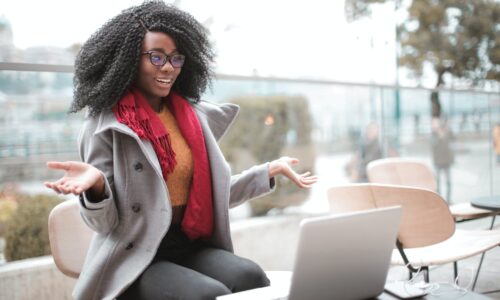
[44,161,104,199]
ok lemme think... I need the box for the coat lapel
[193,101,239,142]
[194,101,239,250]
[92,101,239,185]
[194,101,239,187]
[94,111,163,177]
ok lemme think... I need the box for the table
[218,289,491,300]
[217,271,492,300]
[380,289,491,299]
[471,196,500,211]
[469,195,500,293]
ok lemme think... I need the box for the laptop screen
[288,206,402,300]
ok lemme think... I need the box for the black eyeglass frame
[142,50,186,68]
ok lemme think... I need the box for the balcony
[0,62,499,299]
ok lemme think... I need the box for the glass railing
[207,76,499,211]
[0,67,498,201]
[0,63,499,261]
[0,69,81,191]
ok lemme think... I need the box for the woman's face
[135,31,182,105]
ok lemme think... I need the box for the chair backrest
[366,158,437,192]
[328,183,455,248]
[48,199,93,278]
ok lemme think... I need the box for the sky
[1,0,411,85]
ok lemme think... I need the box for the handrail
[0,62,74,73]
[1,62,498,95]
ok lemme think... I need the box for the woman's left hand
[268,156,318,189]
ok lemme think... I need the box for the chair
[365,158,499,289]
[327,183,500,284]
[366,157,498,223]
[48,199,93,278]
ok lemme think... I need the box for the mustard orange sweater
[156,106,194,224]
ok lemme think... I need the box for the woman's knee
[191,278,232,300]
[136,261,231,300]
[231,259,270,292]
[137,279,230,300]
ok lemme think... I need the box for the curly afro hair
[71,1,214,116]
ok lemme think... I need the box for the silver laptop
[217,206,402,300]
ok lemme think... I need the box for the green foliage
[220,95,315,216]
[344,0,386,22]
[399,0,499,88]
[0,183,21,237]
[4,194,62,262]
[345,0,499,117]
[0,200,17,237]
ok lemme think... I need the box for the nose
[160,61,174,73]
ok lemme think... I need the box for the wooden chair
[366,157,498,223]
[48,199,93,278]
[366,157,498,289]
[327,183,500,284]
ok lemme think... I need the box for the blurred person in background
[345,122,382,182]
[44,2,317,299]
[493,123,500,165]
[356,122,383,182]
[431,117,454,203]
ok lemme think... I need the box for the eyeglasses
[142,51,185,68]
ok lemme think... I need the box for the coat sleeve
[229,162,276,208]
[77,120,119,235]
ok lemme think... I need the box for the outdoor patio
[387,221,500,299]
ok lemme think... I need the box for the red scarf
[113,89,213,240]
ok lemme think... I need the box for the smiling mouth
[156,78,173,84]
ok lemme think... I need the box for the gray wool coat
[73,100,275,300]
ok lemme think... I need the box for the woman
[493,123,500,165]
[431,117,454,202]
[44,2,317,299]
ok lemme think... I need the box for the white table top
[216,271,292,300]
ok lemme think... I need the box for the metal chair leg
[471,215,496,291]
[423,266,429,283]
[489,215,497,230]
[472,253,486,291]
[453,261,458,284]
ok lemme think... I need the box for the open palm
[45,161,102,195]
[269,156,318,189]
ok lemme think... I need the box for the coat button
[134,162,143,172]
[131,203,141,213]
[125,242,134,250]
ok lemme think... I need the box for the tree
[344,0,386,22]
[345,0,500,117]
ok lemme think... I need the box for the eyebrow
[147,48,179,55]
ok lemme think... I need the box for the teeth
[156,78,172,84]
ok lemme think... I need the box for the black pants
[119,226,270,300]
